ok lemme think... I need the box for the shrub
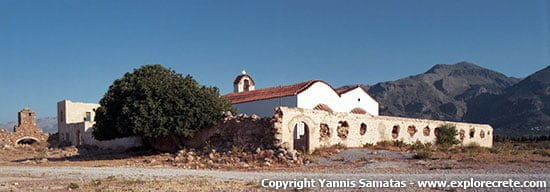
[67,183,79,189]
[93,64,233,141]
[436,124,460,148]
[393,140,406,148]
[410,141,428,151]
[375,140,392,148]
[231,145,244,154]
[413,152,432,159]
[533,149,550,157]
[462,143,486,154]
[363,143,374,148]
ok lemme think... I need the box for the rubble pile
[133,147,310,169]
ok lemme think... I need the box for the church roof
[224,80,331,104]
[334,85,363,94]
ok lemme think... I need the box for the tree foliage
[93,64,233,141]
[436,124,460,148]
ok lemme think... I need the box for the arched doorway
[293,121,309,152]
[16,137,39,145]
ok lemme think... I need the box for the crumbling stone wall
[0,109,48,146]
[152,113,278,152]
[274,107,493,153]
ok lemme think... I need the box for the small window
[423,126,430,136]
[243,79,250,91]
[407,125,417,137]
[392,125,400,139]
[337,121,350,139]
[357,98,361,102]
[360,123,367,135]
[320,123,330,140]
[85,112,92,122]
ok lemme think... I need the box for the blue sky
[0,0,548,123]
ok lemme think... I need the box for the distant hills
[464,66,550,137]
[0,117,57,133]
[346,61,548,137]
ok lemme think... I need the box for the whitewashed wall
[297,82,379,115]
[296,82,342,111]
[338,88,379,115]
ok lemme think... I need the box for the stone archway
[15,137,40,145]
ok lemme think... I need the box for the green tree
[93,64,233,142]
[436,124,460,148]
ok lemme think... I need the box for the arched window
[423,126,430,136]
[407,125,417,137]
[459,129,465,141]
[392,125,400,139]
[320,123,330,140]
[243,79,250,91]
[480,130,485,138]
[360,123,367,135]
[337,121,350,139]
[469,128,475,139]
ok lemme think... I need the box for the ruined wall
[181,114,276,151]
[273,107,493,152]
[0,109,48,146]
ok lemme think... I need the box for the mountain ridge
[346,61,545,137]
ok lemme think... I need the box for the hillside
[464,66,550,136]
[365,61,520,121]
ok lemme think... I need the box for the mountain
[365,61,520,121]
[464,66,550,137]
[0,117,57,133]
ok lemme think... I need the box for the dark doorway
[293,121,309,152]
[17,138,38,145]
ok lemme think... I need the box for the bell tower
[233,70,255,93]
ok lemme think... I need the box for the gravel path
[1,166,548,183]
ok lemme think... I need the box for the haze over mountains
[350,61,548,137]
[0,117,57,133]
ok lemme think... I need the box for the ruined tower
[14,108,38,133]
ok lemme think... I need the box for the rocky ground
[0,142,548,191]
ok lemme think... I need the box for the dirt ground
[0,141,548,191]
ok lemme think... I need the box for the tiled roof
[223,80,327,104]
[335,86,361,94]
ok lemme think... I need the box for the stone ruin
[0,108,48,146]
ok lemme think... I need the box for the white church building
[223,71,379,117]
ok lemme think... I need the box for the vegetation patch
[413,152,432,159]
[435,124,460,149]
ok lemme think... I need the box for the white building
[57,100,142,149]
[223,71,379,117]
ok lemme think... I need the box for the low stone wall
[274,107,493,152]
[151,114,277,152]
[182,114,277,151]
